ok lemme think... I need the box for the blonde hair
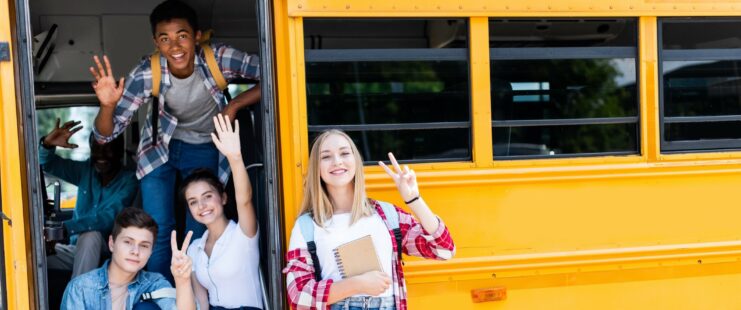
[300,129,373,226]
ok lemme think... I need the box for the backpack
[147,30,227,145]
[139,287,175,302]
[297,201,403,281]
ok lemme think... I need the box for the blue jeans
[133,301,161,310]
[210,306,262,310]
[140,139,218,283]
[330,296,395,310]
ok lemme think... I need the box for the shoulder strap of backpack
[377,201,403,262]
[200,42,227,91]
[297,213,322,281]
[140,287,175,301]
[149,52,161,145]
[150,52,162,98]
[378,201,399,229]
[198,30,227,91]
[297,213,316,243]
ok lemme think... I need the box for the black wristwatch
[39,136,54,150]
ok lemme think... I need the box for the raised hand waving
[211,114,242,159]
[89,55,125,109]
[43,118,82,149]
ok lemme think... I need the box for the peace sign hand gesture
[43,119,82,149]
[379,152,419,202]
[170,230,194,283]
[89,55,124,109]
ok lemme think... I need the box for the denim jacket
[61,260,176,310]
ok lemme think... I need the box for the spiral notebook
[333,235,382,278]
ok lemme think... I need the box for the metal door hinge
[0,211,12,226]
[0,42,9,62]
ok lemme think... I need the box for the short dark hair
[89,133,124,157]
[181,168,225,202]
[149,0,199,35]
[111,208,158,241]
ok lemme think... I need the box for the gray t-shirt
[166,72,220,144]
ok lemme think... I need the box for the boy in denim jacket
[61,208,195,310]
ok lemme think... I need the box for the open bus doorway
[20,0,281,308]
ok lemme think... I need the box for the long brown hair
[299,130,373,226]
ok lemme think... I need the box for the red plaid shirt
[283,199,455,310]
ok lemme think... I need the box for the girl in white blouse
[182,115,262,310]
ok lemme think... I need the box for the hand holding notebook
[333,235,383,278]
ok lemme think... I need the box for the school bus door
[1,0,38,308]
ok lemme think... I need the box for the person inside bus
[40,119,138,278]
[182,115,262,310]
[282,129,456,310]
[88,0,261,282]
[61,207,196,310]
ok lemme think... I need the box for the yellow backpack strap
[199,29,213,43]
[201,42,227,91]
[150,51,162,97]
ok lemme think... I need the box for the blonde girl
[283,129,455,310]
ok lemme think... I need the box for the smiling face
[185,181,227,225]
[318,134,357,190]
[153,18,201,79]
[108,227,154,274]
[90,140,119,175]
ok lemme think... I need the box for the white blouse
[187,220,262,308]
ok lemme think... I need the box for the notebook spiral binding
[333,248,348,278]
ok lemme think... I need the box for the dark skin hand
[43,119,83,149]
[220,84,261,121]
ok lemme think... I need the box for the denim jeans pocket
[330,296,395,310]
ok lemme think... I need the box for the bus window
[660,18,741,152]
[35,106,100,210]
[490,19,639,159]
[303,19,471,163]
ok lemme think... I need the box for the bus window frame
[303,18,473,165]
[489,18,641,160]
[658,17,741,152]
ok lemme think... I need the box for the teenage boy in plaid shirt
[89,0,260,283]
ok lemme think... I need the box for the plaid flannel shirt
[93,43,260,183]
[283,199,455,310]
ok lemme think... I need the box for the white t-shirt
[288,212,394,297]
[187,220,262,308]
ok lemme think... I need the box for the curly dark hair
[149,0,199,35]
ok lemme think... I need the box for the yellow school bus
[5,0,741,309]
